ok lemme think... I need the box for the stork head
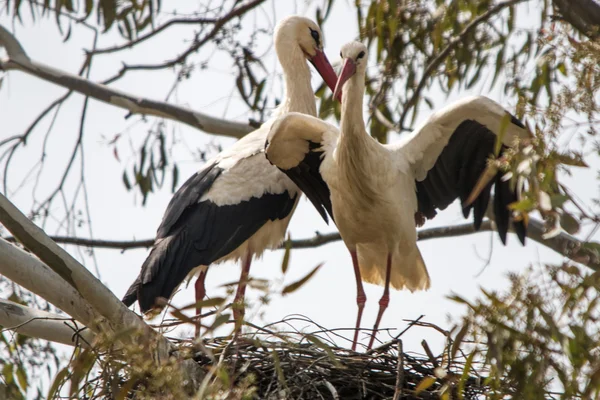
[333,41,368,100]
[274,16,338,97]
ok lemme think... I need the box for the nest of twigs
[177,318,489,400]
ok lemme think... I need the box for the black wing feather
[271,141,334,223]
[416,119,527,245]
[123,162,298,312]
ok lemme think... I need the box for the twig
[101,0,267,83]
[0,25,255,139]
[0,298,94,347]
[90,17,220,55]
[393,340,404,400]
[0,193,205,386]
[397,0,524,130]
[3,216,600,271]
[421,340,438,368]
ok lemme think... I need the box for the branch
[0,25,255,139]
[102,0,267,81]
[0,298,94,347]
[397,0,524,130]
[91,17,219,55]
[0,238,102,331]
[552,0,600,39]
[5,217,598,270]
[0,193,203,385]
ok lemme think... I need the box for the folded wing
[265,112,339,223]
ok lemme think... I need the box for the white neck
[277,49,317,117]
[340,72,368,149]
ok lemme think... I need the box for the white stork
[265,41,529,350]
[122,16,338,333]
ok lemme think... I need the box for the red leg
[350,250,367,351]
[233,250,252,324]
[194,268,208,338]
[367,253,392,350]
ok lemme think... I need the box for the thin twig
[393,340,404,400]
[90,17,220,55]
[4,217,600,271]
[101,0,267,84]
[397,0,524,130]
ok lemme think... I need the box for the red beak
[309,49,341,102]
[333,58,356,101]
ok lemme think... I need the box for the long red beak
[333,58,356,101]
[309,49,341,102]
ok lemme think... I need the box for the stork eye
[357,51,366,59]
[310,28,320,45]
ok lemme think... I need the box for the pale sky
[1,1,597,394]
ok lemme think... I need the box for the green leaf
[180,297,226,311]
[100,0,117,32]
[171,164,179,193]
[281,234,291,275]
[84,0,93,18]
[3,363,14,385]
[116,378,137,400]
[458,350,477,399]
[271,350,287,388]
[306,334,342,367]
[47,367,69,400]
[122,171,131,191]
[16,364,27,392]
[560,212,580,235]
[494,113,511,156]
[282,263,322,295]
[207,313,230,333]
[451,322,470,360]
[415,376,436,394]
[490,48,505,89]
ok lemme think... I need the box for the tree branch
[4,217,598,270]
[552,0,600,39]
[0,193,203,385]
[0,238,102,332]
[397,0,524,130]
[0,25,255,139]
[90,17,220,55]
[0,298,94,347]
[101,0,267,82]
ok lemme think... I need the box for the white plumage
[266,41,530,350]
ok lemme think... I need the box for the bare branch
[398,0,525,130]
[0,238,104,337]
[552,0,600,39]
[0,194,204,383]
[5,217,597,270]
[0,25,255,139]
[0,193,148,333]
[91,17,220,55]
[102,0,267,81]
[0,298,94,347]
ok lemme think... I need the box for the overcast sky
[1,1,597,386]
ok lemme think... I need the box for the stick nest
[181,333,488,399]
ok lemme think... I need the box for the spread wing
[390,96,531,244]
[265,112,339,223]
